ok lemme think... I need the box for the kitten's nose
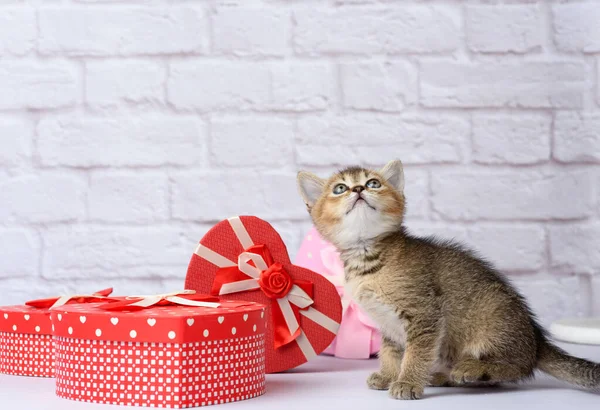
[352,186,365,193]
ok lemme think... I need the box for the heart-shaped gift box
[185,216,342,373]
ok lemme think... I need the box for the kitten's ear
[379,159,405,192]
[297,171,325,210]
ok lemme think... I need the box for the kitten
[297,159,600,400]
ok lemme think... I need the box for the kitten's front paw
[389,381,424,400]
[367,372,392,390]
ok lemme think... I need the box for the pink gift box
[295,227,381,359]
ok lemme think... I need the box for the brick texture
[553,3,600,53]
[549,223,600,274]
[0,9,36,56]
[0,1,598,324]
[0,118,33,167]
[39,7,207,56]
[37,115,205,167]
[85,60,166,109]
[42,226,198,279]
[296,114,468,165]
[466,5,542,54]
[0,173,86,223]
[466,225,545,272]
[514,277,585,325]
[88,172,169,223]
[167,62,270,111]
[472,114,551,164]
[210,117,294,167]
[294,7,460,55]
[554,112,600,163]
[212,8,289,57]
[0,229,40,278]
[431,170,594,221]
[0,61,78,110]
[340,61,417,112]
[420,62,585,108]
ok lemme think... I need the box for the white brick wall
[465,5,543,54]
[1,1,598,326]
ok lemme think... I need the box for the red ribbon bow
[25,288,115,309]
[211,244,314,349]
[97,290,222,311]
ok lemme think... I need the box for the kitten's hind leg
[367,336,404,390]
[450,358,532,385]
[428,372,454,387]
[427,360,454,387]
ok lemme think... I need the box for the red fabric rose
[258,263,293,299]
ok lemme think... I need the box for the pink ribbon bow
[320,246,381,359]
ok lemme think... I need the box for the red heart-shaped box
[185,216,342,373]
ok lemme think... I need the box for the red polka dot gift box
[0,288,114,378]
[51,291,267,409]
[186,216,343,374]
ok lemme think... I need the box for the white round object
[550,318,600,345]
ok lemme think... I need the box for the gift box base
[55,335,266,408]
[0,332,54,377]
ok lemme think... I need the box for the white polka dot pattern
[0,332,54,377]
[51,301,266,345]
[0,305,52,335]
[54,335,265,408]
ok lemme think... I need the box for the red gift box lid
[0,288,116,336]
[51,299,266,344]
[0,305,52,336]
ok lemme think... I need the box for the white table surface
[1,342,599,410]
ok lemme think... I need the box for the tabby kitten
[297,160,599,400]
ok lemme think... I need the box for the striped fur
[297,160,600,400]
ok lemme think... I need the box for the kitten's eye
[333,184,348,195]
[366,179,381,189]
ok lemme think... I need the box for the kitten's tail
[537,341,600,389]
